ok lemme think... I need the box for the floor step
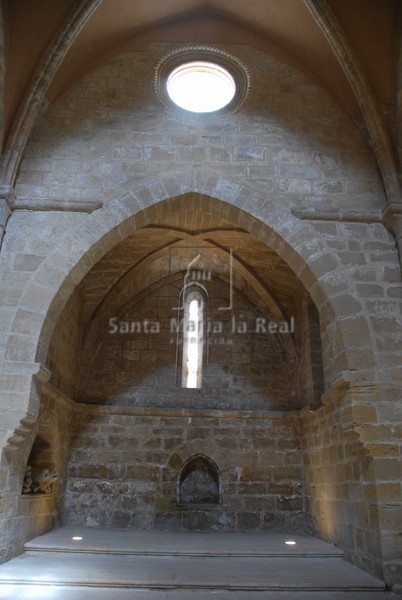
[24,528,344,558]
[0,588,398,600]
[0,551,385,591]
[0,528,394,600]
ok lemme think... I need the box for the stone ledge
[74,403,301,421]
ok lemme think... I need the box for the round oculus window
[166,61,236,113]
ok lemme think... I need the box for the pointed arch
[3,167,364,433]
[28,170,338,358]
[178,454,220,505]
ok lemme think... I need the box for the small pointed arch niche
[178,454,220,505]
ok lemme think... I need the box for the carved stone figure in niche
[22,465,58,494]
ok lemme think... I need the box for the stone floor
[1,589,401,600]
[0,528,400,600]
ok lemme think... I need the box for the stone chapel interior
[0,0,402,594]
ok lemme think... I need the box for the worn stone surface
[0,388,74,563]
[0,39,401,594]
[15,44,384,213]
[304,382,402,586]
[78,276,303,412]
[64,409,309,533]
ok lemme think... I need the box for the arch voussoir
[1,168,371,423]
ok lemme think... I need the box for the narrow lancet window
[182,290,204,388]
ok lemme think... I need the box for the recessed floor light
[72,536,83,541]
[285,540,296,545]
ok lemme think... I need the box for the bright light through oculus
[166,61,236,113]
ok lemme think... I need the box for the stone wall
[303,381,402,586]
[0,387,73,562]
[16,43,384,214]
[297,296,325,410]
[64,408,309,533]
[304,393,373,572]
[0,37,401,592]
[47,289,83,399]
[79,277,303,411]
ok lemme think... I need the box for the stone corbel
[291,207,381,223]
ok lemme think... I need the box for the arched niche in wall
[178,455,220,505]
[21,431,57,496]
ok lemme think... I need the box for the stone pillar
[304,373,402,591]
[336,377,402,590]
[0,363,52,563]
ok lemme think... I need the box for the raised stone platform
[0,528,398,600]
[24,528,343,557]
